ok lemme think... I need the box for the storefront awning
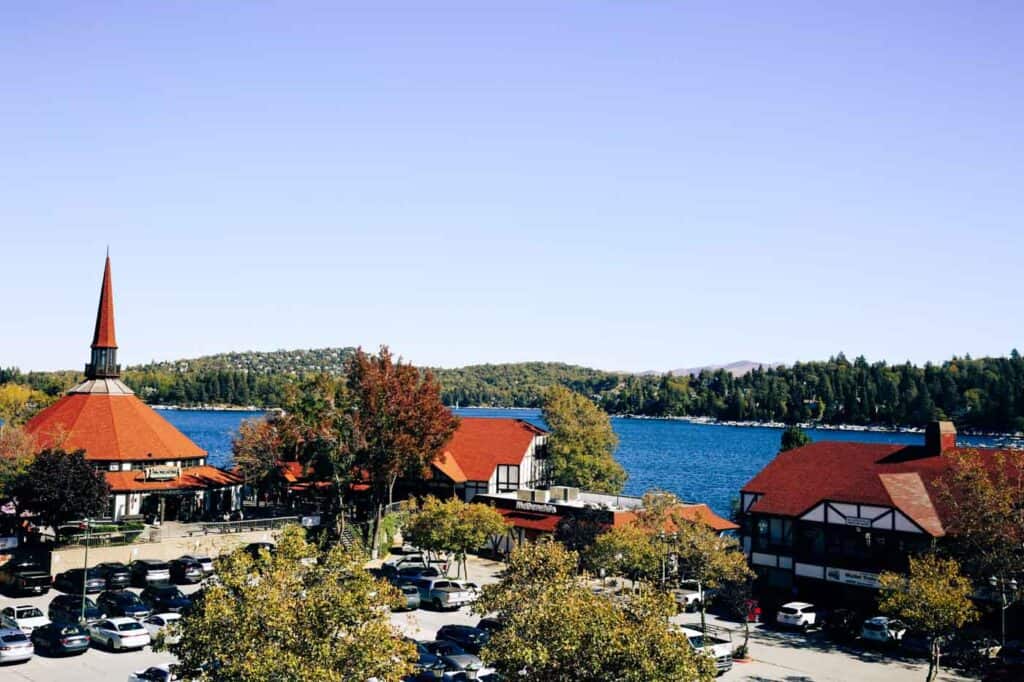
[496,508,561,533]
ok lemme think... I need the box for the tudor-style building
[738,421,1010,603]
[25,256,243,522]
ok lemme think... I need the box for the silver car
[0,627,34,663]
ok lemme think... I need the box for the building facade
[25,256,243,522]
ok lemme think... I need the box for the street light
[80,518,92,624]
[989,575,1019,647]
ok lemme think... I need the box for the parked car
[396,583,421,611]
[823,608,862,643]
[98,590,152,619]
[30,621,91,656]
[678,625,733,676]
[54,568,107,595]
[0,557,52,596]
[901,630,945,658]
[861,616,907,646]
[412,578,477,611]
[142,613,183,646]
[129,560,171,586]
[178,554,215,576]
[476,617,505,635]
[89,617,152,651]
[946,631,1000,670]
[405,639,446,680]
[169,557,204,584]
[140,584,192,614]
[48,594,105,625]
[672,579,705,612]
[128,664,179,681]
[436,625,491,655]
[390,566,443,584]
[1,605,49,633]
[776,601,818,630]
[243,542,276,561]
[94,562,132,590]
[420,640,483,674]
[0,627,34,663]
[383,555,449,579]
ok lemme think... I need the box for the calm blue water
[162,407,1013,517]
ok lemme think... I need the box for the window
[496,465,520,492]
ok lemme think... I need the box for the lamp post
[989,575,1019,648]
[80,518,92,624]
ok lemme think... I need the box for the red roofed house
[738,421,1015,604]
[25,256,242,522]
[423,417,551,502]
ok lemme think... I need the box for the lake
[162,407,1016,517]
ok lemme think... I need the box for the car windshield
[780,607,799,614]
[157,587,185,599]
[117,622,144,631]
[402,586,418,594]
[864,622,885,631]
[146,563,170,571]
[17,607,44,618]
[2,633,29,643]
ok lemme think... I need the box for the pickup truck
[678,625,733,676]
[671,579,704,612]
[410,578,476,611]
[0,558,52,596]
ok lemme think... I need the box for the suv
[436,625,491,655]
[672,579,705,613]
[140,584,192,614]
[776,602,818,630]
[169,557,204,584]
[97,590,152,619]
[129,560,171,586]
[54,568,106,595]
[94,562,131,590]
[49,594,105,625]
[0,557,52,596]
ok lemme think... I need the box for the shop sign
[515,500,557,515]
[844,517,873,528]
[825,567,881,589]
[145,465,180,481]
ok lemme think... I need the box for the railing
[199,515,300,534]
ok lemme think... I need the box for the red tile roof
[105,465,240,493]
[741,442,1017,536]
[25,393,206,462]
[432,418,546,483]
[91,255,117,349]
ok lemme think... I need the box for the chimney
[925,421,957,455]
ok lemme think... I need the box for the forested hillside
[3,349,1022,432]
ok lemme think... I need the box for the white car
[128,663,177,681]
[1,605,50,634]
[179,554,215,576]
[89,617,152,651]
[143,613,183,645]
[861,616,907,645]
[0,627,34,663]
[776,601,818,630]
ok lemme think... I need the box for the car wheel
[433,599,443,610]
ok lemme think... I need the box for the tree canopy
[878,554,977,682]
[10,449,110,528]
[474,540,714,682]
[402,496,509,578]
[780,425,811,452]
[170,524,416,682]
[542,385,625,494]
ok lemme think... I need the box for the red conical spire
[91,253,118,349]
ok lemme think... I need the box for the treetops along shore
[4,348,1024,433]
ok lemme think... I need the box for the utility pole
[79,519,91,623]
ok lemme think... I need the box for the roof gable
[433,417,545,482]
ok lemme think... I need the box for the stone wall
[50,529,280,573]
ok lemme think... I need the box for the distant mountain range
[662,361,780,377]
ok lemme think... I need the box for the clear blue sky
[2,1,1021,373]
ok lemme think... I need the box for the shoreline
[148,403,1024,440]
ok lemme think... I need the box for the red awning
[496,508,560,533]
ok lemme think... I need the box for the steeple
[85,254,120,380]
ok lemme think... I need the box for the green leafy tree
[474,540,714,682]
[878,554,977,682]
[542,385,625,493]
[402,496,509,579]
[0,383,52,426]
[780,425,811,452]
[10,449,110,529]
[169,525,416,681]
[585,523,661,587]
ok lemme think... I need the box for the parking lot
[1,554,983,681]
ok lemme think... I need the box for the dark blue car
[97,590,152,619]
[140,584,192,614]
